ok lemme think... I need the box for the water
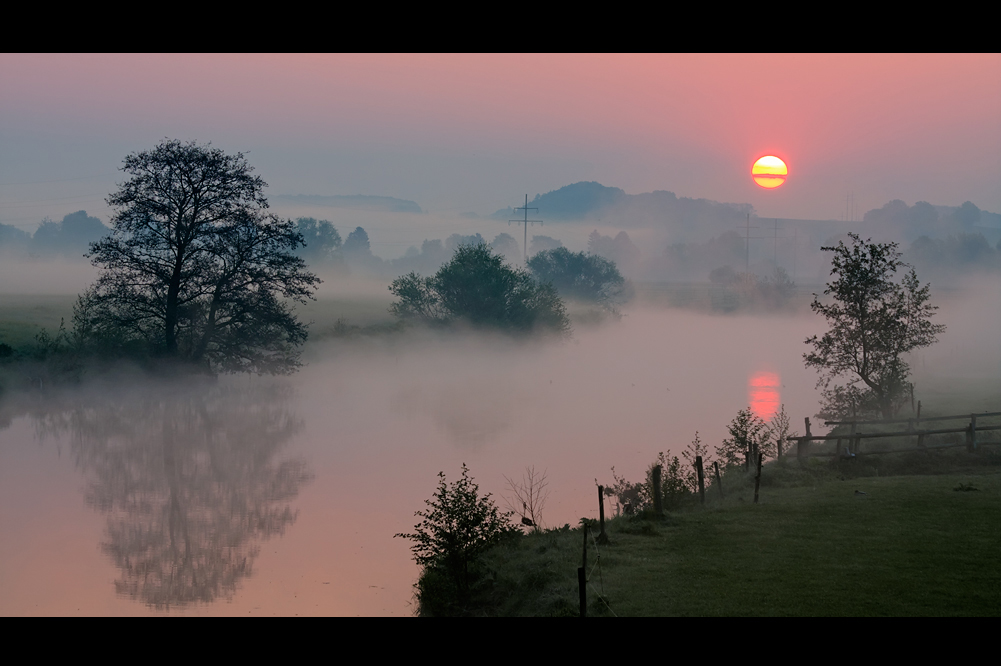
[5,300,988,615]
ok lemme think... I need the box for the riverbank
[443,452,1001,616]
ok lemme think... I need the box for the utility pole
[510,194,542,265]
[740,213,764,284]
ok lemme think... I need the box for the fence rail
[786,411,1001,460]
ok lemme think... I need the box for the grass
[457,452,1001,616]
[0,294,77,348]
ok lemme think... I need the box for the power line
[510,194,542,265]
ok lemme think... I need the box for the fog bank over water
[1,275,998,615]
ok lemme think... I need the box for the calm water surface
[4,299,993,615]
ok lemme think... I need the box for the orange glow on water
[752,156,787,189]
[749,371,780,420]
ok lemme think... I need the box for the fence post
[652,464,663,514]
[916,400,921,420]
[971,414,978,451]
[696,455,706,505]
[798,418,811,464]
[753,453,763,504]
[597,485,608,544]
[714,461,724,498]
[578,567,586,618]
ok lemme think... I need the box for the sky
[2,53,999,231]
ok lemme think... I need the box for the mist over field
[2,54,1000,616]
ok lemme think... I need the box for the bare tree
[503,466,550,531]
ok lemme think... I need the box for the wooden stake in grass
[714,461,724,498]
[753,453,763,504]
[696,455,706,505]
[799,418,811,465]
[652,464,663,514]
[578,566,586,618]
[597,485,609,544]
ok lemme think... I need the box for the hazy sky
[2,53,999,230]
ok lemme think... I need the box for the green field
[463,457,1001,617]
[0,294,78,348]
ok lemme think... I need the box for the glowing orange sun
[752,156,787,189]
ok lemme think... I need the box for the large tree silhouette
[74,139,319,374]
[805,234,945,419]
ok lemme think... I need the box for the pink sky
[1,54,998,224]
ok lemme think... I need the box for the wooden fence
[785,411,1001,460]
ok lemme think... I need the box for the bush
[527,247,626,310]
[389,243,571,337]
[396,464,518,615]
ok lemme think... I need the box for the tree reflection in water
[31,380,312,610]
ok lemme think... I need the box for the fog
[2,268,998,614]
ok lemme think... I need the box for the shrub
[389,243,571,337]
[396,464,517,615]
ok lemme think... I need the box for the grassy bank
[451,452,1001,616]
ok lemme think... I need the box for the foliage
[74,139,319,375]
[681,431,713,493]
[804,233,945,419]
[396,464,517,612]
[527,246,626,309]
[294,217,341,265]
[605,452,691,515]
[389,243,571,337]
[503,466,550,531]
[605,467,646,516]
[765,404,797,457]
[717,408,770,468]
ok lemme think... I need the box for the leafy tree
[527,247,625,308]
[716,408,769,469]
[74,139,319,374]
[294,217,341,265]
[489,233,521,263]
[445,233,485,254]
[804,233,945,419]
[396,464,516,612]
[343,226,371,255]
[389,243,571,337]
[30,211,109,257]
[765,404,796,456]
[528,235,563,257]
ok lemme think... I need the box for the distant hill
[273,194,422,214]
[491,182,753,238]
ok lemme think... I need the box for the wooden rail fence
[785,411,1001,460]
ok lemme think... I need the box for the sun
[752,156,787,189]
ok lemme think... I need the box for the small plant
[503,466,550,531]
[766,404,796,458]
[717,407,770,469]
[682,431,713,493]
[396,464,516,613]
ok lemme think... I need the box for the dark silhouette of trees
[74,140,319,374]
[527,247,625,308]
[294,217,342,265]
[30,211,109,257]
[489,233,520,263]
[528,235,563,257]
[389,244,570,336]
[804,233,945,420]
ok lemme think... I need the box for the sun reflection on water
[749,371,780,421]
